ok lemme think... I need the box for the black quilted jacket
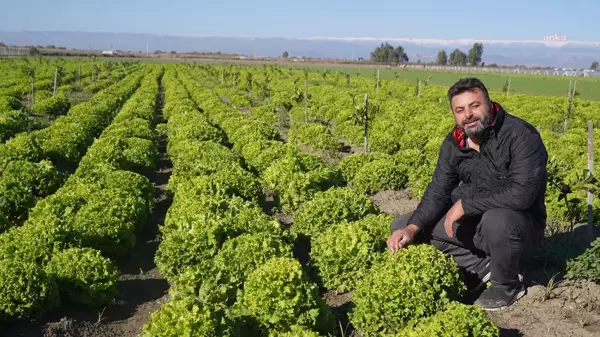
[407,101,548,231]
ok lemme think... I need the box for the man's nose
[464,110,473,121]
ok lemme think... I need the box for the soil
[488,280,600,337]
[371,189,420,216]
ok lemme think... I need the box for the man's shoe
[474,282,526,311]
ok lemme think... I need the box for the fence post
[588,121,595,241]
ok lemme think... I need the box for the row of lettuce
[1,62,140,144]
[138,65,501,337]
[0,65,164,321]
[0,58,137,97]
[0,68,145,233]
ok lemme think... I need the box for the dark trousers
[390,208,544,288]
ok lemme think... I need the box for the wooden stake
[304,78,308,122]
[418,80,422,98]
[588,121,594,241]
[376,69,380,94]
[364,93,369,153]
[267,82,271,105]
[31,76,35,105]
[53,67,58,96]
[507,78,511,95]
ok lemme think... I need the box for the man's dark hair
[447,77,492,109]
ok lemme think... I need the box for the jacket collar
[452,101,506,148]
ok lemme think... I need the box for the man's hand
[444,199,464,238]
[387,224,420,253]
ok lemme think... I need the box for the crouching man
[387,77,548,311]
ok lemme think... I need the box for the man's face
[450,88,492,139]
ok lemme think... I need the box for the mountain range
[1,31,599,68]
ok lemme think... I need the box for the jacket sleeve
[461,130,547,216]
[405,138,460,231]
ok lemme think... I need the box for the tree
[436,50,447,65]
[449,48,467,66]
[591,61,599,70]
[370,42,409,64]
[467,42,484,66]
[282,51,289,58]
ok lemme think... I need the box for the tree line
[436,43,484,66]
[369,42,599,70]
[370,42,409,64]
[368,42,484,66]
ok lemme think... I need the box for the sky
[0,0,597,42]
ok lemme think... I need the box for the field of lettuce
[1,58,599,337]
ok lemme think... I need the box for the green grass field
[303,65,600,101]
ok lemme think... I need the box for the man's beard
[461,113,491,139]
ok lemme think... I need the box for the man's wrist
[406,224,420,236]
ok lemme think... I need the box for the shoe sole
[481,289,527,312]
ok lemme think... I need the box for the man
[387,77,548,311]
